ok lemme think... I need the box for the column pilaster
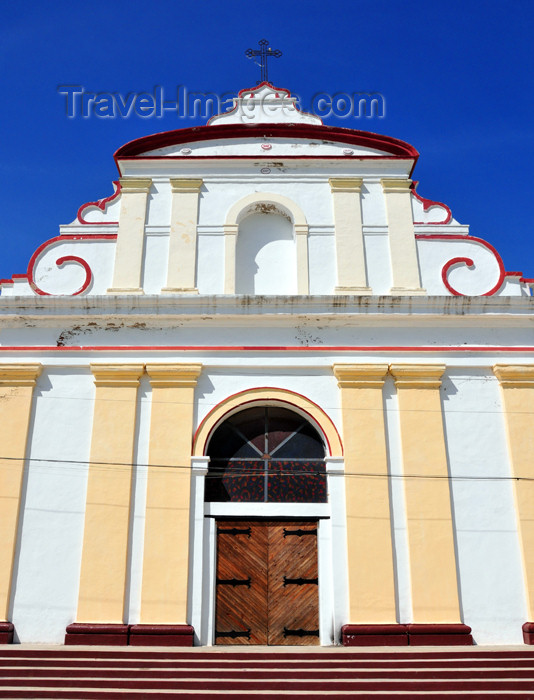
[137,364,202,642]
[108,178,152,294]
[162,179,203,293]
[333,364,398,636]
[329,178,371,294]
[381,179,426,296]
[74,364,144,634]
[390,364,466,630]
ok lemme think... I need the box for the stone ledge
[0,622,14,644]
[129,624,194,647]
[341,624,408,646]
[65,623,130,646]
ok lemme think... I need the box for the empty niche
[235,211,297,294]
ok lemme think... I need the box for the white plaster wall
[124,374,151,624]
[383,376,412,623]
[441,369,527,644]
[361,181,387,226]
[194,367,342,445]
[146,180,172,226]
[11,368,94,643]
[198,180,334,228]
[197,233,225,293]
[142,234,169,294]
[146,137,390,158]
[308,232,336,294]
[364,232,392,294]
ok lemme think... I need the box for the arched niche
[223,193,309,294]
[235,212,296,294]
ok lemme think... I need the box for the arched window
[205,406,327,503]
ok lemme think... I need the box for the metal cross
[245,39,282,84]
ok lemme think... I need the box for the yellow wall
[0,364,42,620]
[76,364,144,622]
[140,364,202,623]
[333,364,396,622]
[390,364,460,622]
[494,365,534,619]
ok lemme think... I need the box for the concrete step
[0,688,532,699]
[1,666,534,679]
[0,677,533,691]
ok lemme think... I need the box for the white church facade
[0,83,533,647]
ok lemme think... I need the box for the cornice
[0,363,42,386]
[90,363,144,387]
[118,178,152,193]
[493,364,534,387]
[146,363,202,388]
[329,178,363,192]
[333,363,389,388]
[390,363,446,388]
[0,295,532,323]
[169,178,203,193]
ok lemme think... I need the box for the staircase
[0,646,533,698]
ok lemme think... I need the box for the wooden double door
[215,520,320,645]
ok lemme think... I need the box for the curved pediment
[114,123,419,162]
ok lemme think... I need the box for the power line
[0,454,530,482]
[9,391,534,416]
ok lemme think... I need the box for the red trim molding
[523,622,534,644]
[65,623,130,646]
[411,181,452,225]
[341,624,408,646]
[77,181,121,225]
[114,123,419,166]
[0,622,14,644]
[1,345,534,354]
[26,233,117,296]
[406,623,473,646]
[129,624,194,647]
[416,234,507,296]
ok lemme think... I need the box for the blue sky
[2,0,533,282]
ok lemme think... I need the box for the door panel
[215,520,319,645]
[268,522,319,645]
[215,521,268,644]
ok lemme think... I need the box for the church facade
[1,83,533,647]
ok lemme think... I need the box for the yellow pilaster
[381,179,426,295]
[333,364,396,622]
[77,364,144,622]
[329,178,371,294]
[108,178,152,294]
[493,365,534,619]
[162,179,203,294]
[140,363,202,623]
[390,364,460,622]
[0,364,42,620]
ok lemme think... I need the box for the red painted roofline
[113,123,419,170]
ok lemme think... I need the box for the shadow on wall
[235,213,297,294]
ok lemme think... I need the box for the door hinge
[283,576,318,586]
[283,528,317,537]
[283,627,320,637]
[218,527,252,537]
[215,629,251,639]
[217,577,252,587]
